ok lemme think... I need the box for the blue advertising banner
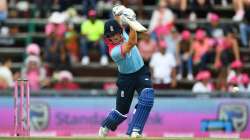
[0,96,249,137]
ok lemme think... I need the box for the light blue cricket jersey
[110,31,144,74]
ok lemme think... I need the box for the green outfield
[0,137,248,140]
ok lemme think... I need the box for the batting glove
[112,5,126,16]
[122,8,136,21]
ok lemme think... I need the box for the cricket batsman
[98,5,154,138]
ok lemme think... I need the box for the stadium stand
[0,0,250,91]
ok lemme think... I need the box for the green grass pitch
[0,137,249,140]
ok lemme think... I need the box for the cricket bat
[120,8,147,32]
[124,16,147,32]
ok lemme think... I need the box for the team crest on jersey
[110,26,114,32]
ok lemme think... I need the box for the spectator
[150,40,177,88]
[97,0,113,18]
[239,3,250,48]
[138,33,157,66]
[203,13,240,68]
[192,70,213,93]
[80,9,108,65]
[165,0,188,18]
[58,45,72,70]
[238,73,250,93]
[148,0,174,40]
[0,0,7,22]
[189,0,213,19]
[210,0,228,7]
[232,0,245,21]
[216,67,228,91]
[192,29,211,69]
[45,12,72,70]
[97,0,121,18]
[33,0,54,18]
[45,42,71,71]
[0,2,10,45]
[176,30,193,80]
[240,25,250,48]
[46,12,67,38]
[0,23,9,36]
[16,1,30,18]
[45,39,60,66]
[165,27,180,56]
[64,8,82,24]
[216,60,242,92]
[227,60,244,82]
[21,56,47,91]
[0,0,8,35]
[82,0,97,17]
[45,12,67,51]
[122,0,144,19]
[6,4,18,36]
[57,0,74,12]
[26,43,41,56]
[216,29,240,68]
[214,33,240,90]
[188,0,212,31]
[227,76,239,93]
[210,0,245,21]
[53,70,80,90]
[65,23,79,63]
[206,13,225,39]
[0,58,14,89]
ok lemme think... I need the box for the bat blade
[123,16,147,32]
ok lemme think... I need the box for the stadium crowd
[0,0,250,93]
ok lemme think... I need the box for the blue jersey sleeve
[110,45,124,62]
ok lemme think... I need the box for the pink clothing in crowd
[45,23,67,37]
[53,70,79,91]
[23,68,46,91]
[192,38,210,63]
[195,70,211,81]
[148,0,175,33]
[138,39,157,61]
[195,29,206,40]
[209,13,220,22]
[241,73,250,84]
[154,23,173,37]
[216,38,232,52]
[26,43,40,56]
[193,70,214,92]
[231,60,243,69]
[26,70,40,91]
[181,30,191,41]
[228,76,239,85]
[22,56,46,91]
